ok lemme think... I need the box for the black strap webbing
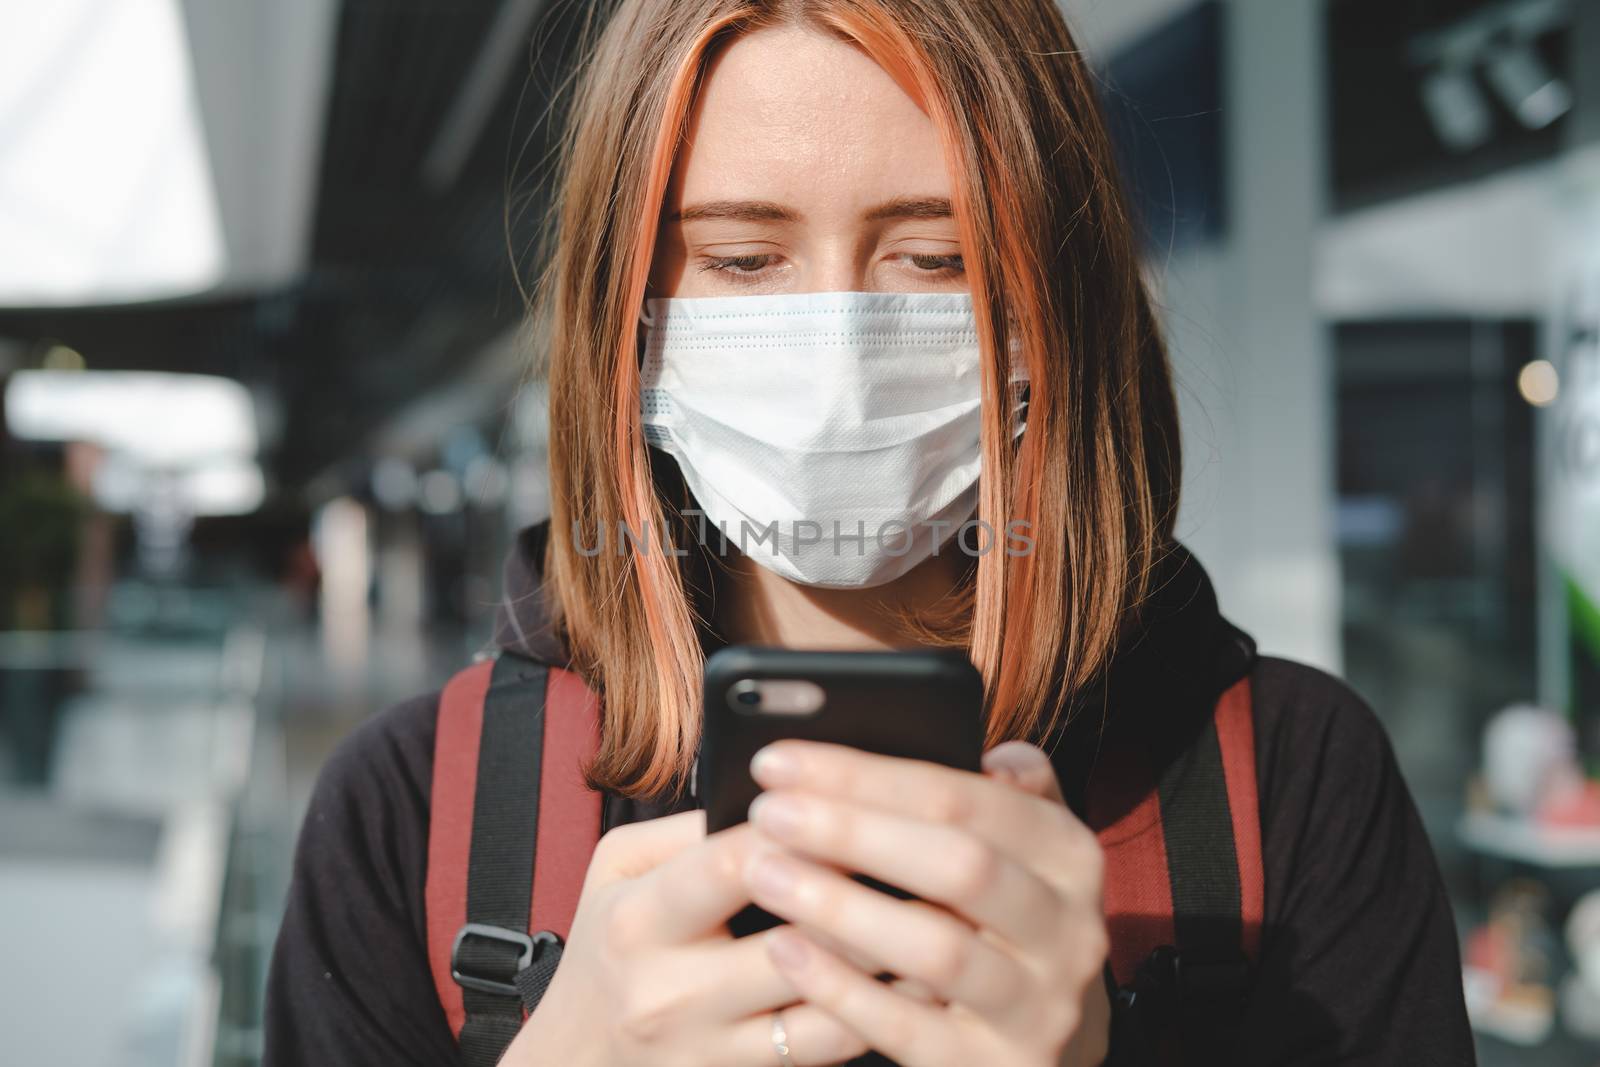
[1156,718,1242,955]
[513,947,565,1012]
[456,652,553,1067]
[1147,716,1249,1050]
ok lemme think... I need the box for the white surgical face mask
[638,290,1025,588]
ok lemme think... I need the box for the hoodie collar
[1041,541,1258,813]
[490,520,568,665]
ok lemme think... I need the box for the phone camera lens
[731,681,762,709]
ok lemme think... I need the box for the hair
[532,0,1181,799]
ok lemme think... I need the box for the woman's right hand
[500,809,870,1067]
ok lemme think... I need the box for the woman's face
[650,24,965,297]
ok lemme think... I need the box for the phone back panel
[701,646,984,833]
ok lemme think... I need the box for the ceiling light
[1518,359,1560,406]
[1420,65,1495,152]
[41,342,86,371]
[1485,43,1573,129]
[418,470,463,515]
[90,453,265,516]
[0,1,224,305]
[5,370,257,462]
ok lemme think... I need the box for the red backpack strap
[1091,674,1262,1051]
[1214,676,1264,957]
[531,667,606,935]
[425,650,603,1065]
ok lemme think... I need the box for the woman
[265,1,1475,1064]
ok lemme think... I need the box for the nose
[796,237,870,293]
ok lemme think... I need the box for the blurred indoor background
[1,0,1598,1064]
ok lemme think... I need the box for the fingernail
[746,851,798,901]
[751,744,799,785]
[767,928,810,971]
[749,792,805,839]
[983,742,1042,777]
[984,745,1066,803]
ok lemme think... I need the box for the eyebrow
[667,196,954,224]
[669,199,797,223]
[863,196,954,222]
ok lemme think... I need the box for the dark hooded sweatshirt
[263,522,1476,1066]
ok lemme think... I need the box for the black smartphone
[700,645,984,938]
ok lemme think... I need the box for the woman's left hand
[740,738,1111,1067]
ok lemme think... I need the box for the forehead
[666,24,951,210]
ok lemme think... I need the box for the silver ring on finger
[770,1010,798,1067]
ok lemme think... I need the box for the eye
[698,254,778,281]
[905,253,965,276]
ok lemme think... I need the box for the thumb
[982,741,1067,807]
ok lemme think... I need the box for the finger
[640,928,810,1022]
[743,847,1030,1019]
[763,927,968,1067]
[981,741,1068,806]
[748,793,1064,946]
[889,975,945,1006]
[750,741,1082,871]
[722,1003,869,1067]
[789,916,894,978]
[780,919,942,1001]
[590,808,709,885]
[625,820,763,944]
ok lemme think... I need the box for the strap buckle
[1127,945,1250,1023]
[450,923,559,997]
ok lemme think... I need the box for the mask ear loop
[999,307,1030,435]
[637,301,658,378]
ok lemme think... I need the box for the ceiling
[0,0,585,488]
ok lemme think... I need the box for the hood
[490,520,569,665]
[491,519,1258,809]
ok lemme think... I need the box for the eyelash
[696,253,966,283]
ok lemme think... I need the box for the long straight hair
[535,0,1181,799]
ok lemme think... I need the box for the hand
[738,740,1111,1067]
[503,809,869,1067]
